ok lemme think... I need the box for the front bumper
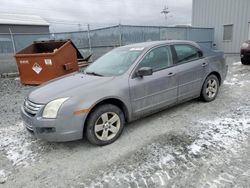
[21,105,87,142]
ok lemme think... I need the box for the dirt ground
[0,56,250,188]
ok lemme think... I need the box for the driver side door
[129,45,178,118]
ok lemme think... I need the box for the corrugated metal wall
[192,0,250,53]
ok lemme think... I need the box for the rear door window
[174,44,200,64]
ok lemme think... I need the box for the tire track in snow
[80,107,250,188]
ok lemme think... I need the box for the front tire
[85,104,125,146]
[201,75,219,102]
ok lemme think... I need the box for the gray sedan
[21,40,228,145]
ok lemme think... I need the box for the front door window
[137,46,172,71]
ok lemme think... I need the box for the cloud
[0,0,192,32]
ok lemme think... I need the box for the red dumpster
[15,39,82,85]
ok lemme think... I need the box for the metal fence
[0,33,50,54]
[52,25,214,60]
[0,24,214,73]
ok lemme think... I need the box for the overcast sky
[0,0,192,32]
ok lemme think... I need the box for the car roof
[119,40,200,50]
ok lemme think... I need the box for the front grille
[23,99,43,116]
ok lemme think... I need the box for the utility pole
[161,5,170,26]
[161,4,170,39]
[118,24,122,46]
[78,23,82,31]
[87,24,92,53]
[9,28,16,54]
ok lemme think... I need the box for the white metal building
[192,0,250,54]
[0,13,49,33]
[0,14,50,74]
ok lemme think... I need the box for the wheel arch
[200,71,222,98]
[207,71,222,85]
[83,97,130,135]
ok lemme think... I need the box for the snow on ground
[188,114,250,155]
[0,169,7,184]
[81,107,250,187]
[224,77,250,87]
[224,62,250,87]
[0,122,38,167]
[232,61,242,66]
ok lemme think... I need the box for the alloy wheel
[94,112,121,141]
[206,79,218,99]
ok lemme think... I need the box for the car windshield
[85,47,144,76]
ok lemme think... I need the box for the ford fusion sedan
[21,40,228,145]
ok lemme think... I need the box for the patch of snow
[160,154,175,164]
[232,62,242,66]
[223,80,235,86]
[231,77,238,82]
[0,170,7,184]
[224,77,250,87]
[188,143,202,155]
[188,116,250,156]
[239,80,250,87]
[0,122,38,166]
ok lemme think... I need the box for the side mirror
[136,67,153,77]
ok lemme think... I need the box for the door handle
[167,72,175,77]
[202,62,208,67]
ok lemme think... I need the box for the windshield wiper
[85,71,104,77]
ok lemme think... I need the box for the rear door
[129,45,178,117]
[172,44,209,102]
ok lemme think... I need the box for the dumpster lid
[66,40,84,59]
[34,39,84,59]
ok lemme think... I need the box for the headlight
[241,43,249,49]
[42,97,69,119]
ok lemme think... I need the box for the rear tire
[201,75,219,102]
[85,104,125,146]
[241,58,249,65]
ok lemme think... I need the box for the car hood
[28,73,114,104]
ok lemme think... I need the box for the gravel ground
[0,56,250,188]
